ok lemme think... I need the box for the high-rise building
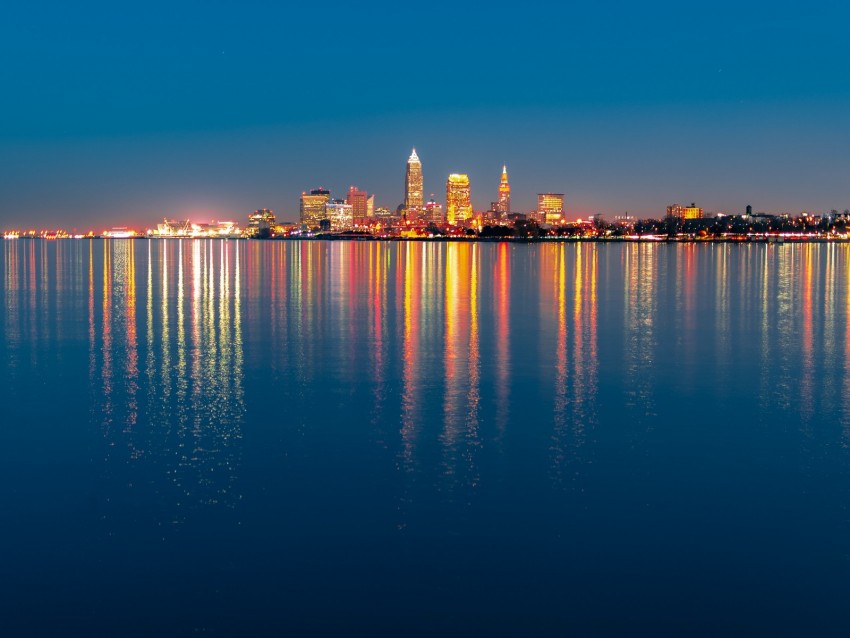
[347,186,369,218]
[325,199,354,231]
[538,193,564,223]
[247,208,276,236]
[366,194,375,217]
[424,197,443,225]
[497,165,511,214]
[300,188,331,228]
[404,148,424,216]
[446,174,472,225]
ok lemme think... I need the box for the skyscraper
[325,199,354,231]
[347,186,369,218]
[497,165,511,214]
[247,208,276,237]
[446,174,472,225]
[300,188,331,228]
[538,193,564,224]
[404,148,423,217]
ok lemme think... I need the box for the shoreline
[3,235,844,244]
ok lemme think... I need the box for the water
[2,239,850,635]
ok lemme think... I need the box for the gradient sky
[2,0,849,228]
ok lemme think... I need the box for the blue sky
[1,1,849,227]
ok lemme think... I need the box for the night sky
[2,0,849,228]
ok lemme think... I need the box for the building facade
[247,208,276,236]
[446,174,472,225]
[423,197,444,225]
[404,148,424,217]
[300,188,331,228]
[667,203,703,220]
[325,199,354,231]
[497,165,511,215]
[538,193,565,224]
[347,186,369,218]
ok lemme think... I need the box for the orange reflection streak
[465,243,481,486]
[40,240,48,346]
[800,244,815,426]
[715,245,730,382]
[844,245,850,445]
[28,240,36,347]
[493,243,511,435]
[234,240,243,422]
[759,245,770,405]
[572,243,598,449]
[366,242,390,436]
[572,244,584,439]
[401,243,419,468]
[146,241,154,399]
[587,244,598,409]
[160,240,171,410]
[821,244,838,418]
[190,241,202,440]
[101,240,113,431]
[5,239,20,353]
[551,245,568,476]
[53,241,62,343]
[683,245,696,381]
[176,240,187,428]
[442,243,462,452]
[88,241,95,392]
[370,242,386,407]
[123,241,139,434]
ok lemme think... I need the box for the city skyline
[1,2,849,227]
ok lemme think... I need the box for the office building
[325,199,354,231]
[446,174,472,224]
[247,209,276,237]
[300,188,331,228]
[667,203,703,220]
[347,186,369,218]
[404,148,424,217]
[538,193,565,224]
[497,165,511,214]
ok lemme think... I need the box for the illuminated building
[300,188,331,228]
[446,174,472,225]
[667,203,703,220]
[497,165,510,214]
[366,194,375,217]
[424,197,443,225]
[538,193,564,224]
[325,199,354,231]
[247,208,276,236]
[347,186,369,218]
[404,148,424,217]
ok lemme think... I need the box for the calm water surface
[2,239,850,635]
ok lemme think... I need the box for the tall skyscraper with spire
[404,148,423,217]
[497,165,511,215]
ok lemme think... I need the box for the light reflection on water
[5,239,850,632]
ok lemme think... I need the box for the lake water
[2,239,850,635]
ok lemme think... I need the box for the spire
[409,148,420,163]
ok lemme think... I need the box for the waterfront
[3,239,850,635]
